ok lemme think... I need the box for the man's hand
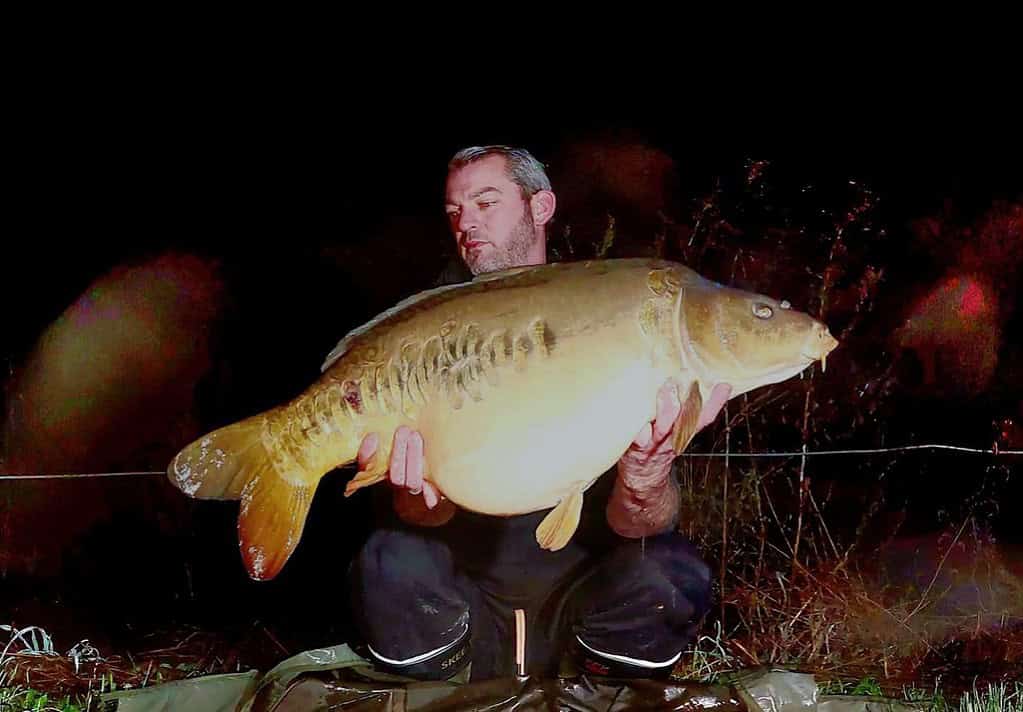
[621,380,733,476]
[359,427,442,508]
[358,427,455,526]
[607,380,732,538]
[620,380,684,472]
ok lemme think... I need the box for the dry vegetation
[649,161,1022,697]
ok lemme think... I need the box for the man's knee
[645,532,712,618]
[570,533,711,678]
[349,529,472,681]
[584,532,711,615]
[352,529,449,589]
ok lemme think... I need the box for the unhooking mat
[97,643,926,711]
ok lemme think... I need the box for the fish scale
[168,258,838,581]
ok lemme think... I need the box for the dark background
[2,71,1020,662]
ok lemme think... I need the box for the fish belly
[419,333,670,515]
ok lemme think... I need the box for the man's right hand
[358,427,455,526]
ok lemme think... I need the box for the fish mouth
[802,326,839,372]
[800,346,836,373]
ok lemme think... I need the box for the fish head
[679,284,839,395]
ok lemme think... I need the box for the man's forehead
[446,156,514,200]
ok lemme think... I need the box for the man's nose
[456,208,480,235]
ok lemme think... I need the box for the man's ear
[529,190,556,226]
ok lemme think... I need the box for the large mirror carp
[168,258,838,580]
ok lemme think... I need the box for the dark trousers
[348,516,711,681]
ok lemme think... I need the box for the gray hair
[448,145,552,198]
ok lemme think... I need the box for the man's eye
[479,201,496,208]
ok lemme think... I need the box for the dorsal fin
[321,281,472,372]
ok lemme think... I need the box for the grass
[0,622,268,711]
[819,678,1023,712]
[0,682,85,712]
[675,621,1021,710]
[0,626,85,711]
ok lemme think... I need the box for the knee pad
[367,618,472,682]
[571,635,679,680]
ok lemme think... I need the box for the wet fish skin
[167,258,838,580]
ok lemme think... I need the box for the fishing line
[0,443,1019,480]
[0,471,165,480]
[680,444,1023,458]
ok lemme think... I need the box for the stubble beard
[465,207,538,276]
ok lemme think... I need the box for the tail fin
[168,408,320,581]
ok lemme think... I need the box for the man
[348,145,732,683]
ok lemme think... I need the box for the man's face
[444,155,539,275]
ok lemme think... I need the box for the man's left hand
[619,380,733,486]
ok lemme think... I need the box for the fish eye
[753,303,773,319]
[780,300,791,310]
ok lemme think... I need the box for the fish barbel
[168,258,838,580]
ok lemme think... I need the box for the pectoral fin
[535,487,584,551]
[672,381,704,455]
[344,456,389,496]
